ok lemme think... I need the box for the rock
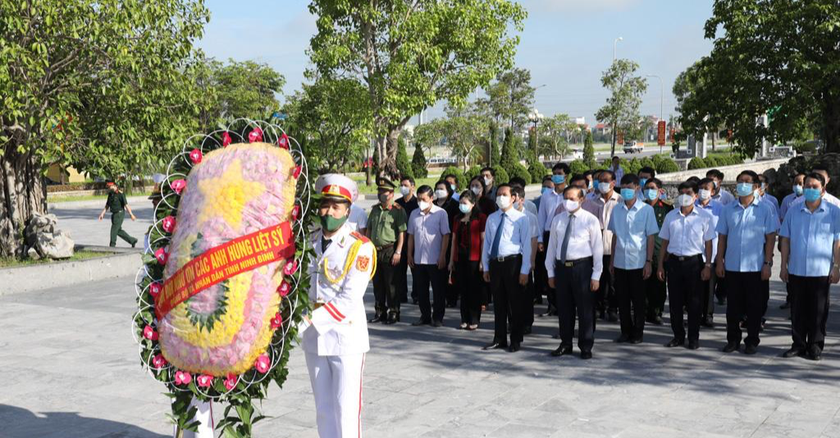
[24,212,74,260]
[26,247,41,260]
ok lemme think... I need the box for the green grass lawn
[0,250,108,268]
[48,190,153,203]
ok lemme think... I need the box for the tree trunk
[378,129,401,179]
[0,147,47,258]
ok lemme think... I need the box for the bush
[397,139,415,179]
[527,156,549,183]
[509,163,532,185]
[688,157,707,170]
[499,128,520,175]
[624,158,642,176]
[411,144,428,179]
[657,158,680,174]
[583,131,596,167]
[492,165,509,185]
[639,157,655,171]
[440,166,468,190]
[705,156,719,168]
[466,165,483,182]
[570,159,589,177]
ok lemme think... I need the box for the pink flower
[248,127,263,143]
[278,133,290,149]
[154,247,168,265]
[189,148,203,164]
[283,260,298,276]
[292,164,302,179]
[223,373,238,391]
[196,374,214,388]
[270,312,283,329]
[149,282,162,297]
[161,216,176,233]
[170,179,186,195]
[221,131,232,147]
[152,354,167,368]
[143,325,159,341]
[174,370,192,385]
[277,281,291,297]
[255,354,270,374]
[291,204,301,220]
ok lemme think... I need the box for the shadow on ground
[0,404,168,438]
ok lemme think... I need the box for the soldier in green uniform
[642,178,673,324]
[97,181,138,248]
[366,178,408,324]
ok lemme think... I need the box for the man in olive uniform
[367,178,408,324]
[643,178,672,324]
[97,181,138,247]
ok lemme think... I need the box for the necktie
[560,214,575,263]
[489,213,506,259]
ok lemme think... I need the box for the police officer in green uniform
[366,178,408,324]
[642,178,673,324]
[98,182,138,248]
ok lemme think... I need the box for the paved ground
[2,267,839,438]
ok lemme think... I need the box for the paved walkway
[1,271,838,438]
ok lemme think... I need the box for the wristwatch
[704,263,712,268]
[764,260,773,267]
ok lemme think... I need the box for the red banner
[657,121,666,146]
[156,221,295,320]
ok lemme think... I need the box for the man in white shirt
[481,184,532,352]
[536,162,570,316]
[657,180,716,350]
[407,185,451,327]
[593,169,622,322]
[706,169,736,206]
[512,183,539,334]
[546,186,603,360]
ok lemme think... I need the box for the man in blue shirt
[715,171,779,355]
[608,174,659,344]
[780,173,840,361]
[778,172,805,311]
[481,184,532,353]
[696,178,724,328]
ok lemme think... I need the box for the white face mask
[483,176,493,187]
[418,200,431,211]
[677,194,694,207]
[564,199,580,212]
[598,182,612,194]
[699,189,711,201]
[434,189,448,200]
[471,186,482,196]
[400,186,410,196]
[496,195,511,210]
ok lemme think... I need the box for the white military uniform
[303,174,375,438]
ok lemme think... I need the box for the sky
[198,0,715,126]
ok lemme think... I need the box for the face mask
[552,175,565,185]
[564,199,580,212]
[471,186,482,196]
[644,189,658,201]
[736,183,754,197]
[699,189,712,201]
[793,185,803,196]
[598,182,611,194]
[400,186,410,196]
[459,203,472,214]
[541,187,552,196]
[639,178,648,188]
[434,189,448,200]
[320,213,348,232]
[496,195,511,210]
[418,200,431,211]
[620,188,635,201]
[449,183,457,192]
[677,194,694,207]
[378,193,391,204]
[761,182,766,191]
[483,176,493,187]
[588,180,594,190]
[804,188,822,202]
[713,180,720,188]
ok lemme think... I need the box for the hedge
[509,163,532,185]
[688,157,707,170]
[440,166,468,190]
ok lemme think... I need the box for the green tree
[499,128,519,174]
[596,59,648,157]
[396,136,415,180]
[538,114,575,160]
[308,0,526,178]
[0,0,209,257]
[215,60,285,122]
[583,131,596,168]
[412,143,428,179]
[479,68,535,132]
[488,121,501,166]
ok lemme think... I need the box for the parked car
[623,141,644,154]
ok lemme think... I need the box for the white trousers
[173,397,214,438]
[305,352,366,438]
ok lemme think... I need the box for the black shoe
[550,346,573,357]
[607,311,618,322]
[368,314,385,323]
[580,351,593,360]
[780,302,791,310]
[508,342,520,353]
[598,310,606,320]
[701,318,714,328]
[653,315,663,325]
[432,320,443,328]
[687,341,699,350]
[386,313,399,324]
[411,319,430,326]
[483,342,507,351]
[744,344,757,355]
[131,241,137,248]
[614,335,630,343]
[782,347,804,358]
[722,343,739,353]
[630,337,643,345]
[665,338,684,348]
[523,326,532,335]
[807,346,822,361]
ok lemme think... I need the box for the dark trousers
[455,260,483,325]
[524,272,535,330]
[760,279,770,318]
[413,264,446,322]
[614,268,646,339]
[701,263,717,321]
[372,246,398,317]
[715,276,727,302]
[725,271,763,346]
[556,258,595,353]
[645,272,667,320]
[490,256,524,345]
[789,275,831,351]
[109,211,137,247]
[535,232,549,300]
[597,255,616,314]
[394,245,412,302]
[666,255,703,342]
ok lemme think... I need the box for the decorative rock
[24,212,74,260]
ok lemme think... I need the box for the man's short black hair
[569,175,587,186]
[645,177,663,189]
[509,176,528,188]
[758,173,768,183]
[496,183,512,195]
[687,176,701,183]
[552,162,571,174]
[511,184,526,199]
[620,174,640,186]
[678,180,698,194]
[416,185,433,197]
[698,177,714,189]
[639,167,656,178]
[542,175,554,183]
[737,170,759,184]
[812,164,829,174]
[706,169,724,180]
[805,172,826,187]
[563,185,585,200]
[480,167,495,176]
[444,173,458,181]
[400,175,415,185]
[599,170,616,182]
[612,155,620,161]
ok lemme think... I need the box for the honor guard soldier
[302,174,376,438]
[366,178,407,324]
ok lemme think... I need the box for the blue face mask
[541,187,552,196]
[639,178,648,188]
[620,188,636,201]
[644,189,658,201]
[552,174,565,185]
[736,183,754,197]
[804,188,822,202]
[793,185,803,196]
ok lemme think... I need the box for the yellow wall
[46,164,87,184]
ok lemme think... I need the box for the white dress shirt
[537,189,563,242]
[347,204,368,232]
[658,206,716,257]
[545,208,604,280]
[593,191,621,255]
[482,207,532,275]
[524,199,538,217]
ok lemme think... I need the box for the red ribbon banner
[156,221,296,320]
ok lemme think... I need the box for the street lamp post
[528,109,544,159]
[646,74,664,153]
[613,37,623,62]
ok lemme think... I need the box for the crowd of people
[347,159,838,362]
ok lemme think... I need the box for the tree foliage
[411,142,428,179]
[595,59,648,157]
[396,135,415,179]
[583,130,596,167]
[538,114,576,160]
[499,128,519,174]
[477,68,535,132]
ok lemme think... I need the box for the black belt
[556,257,592,268]
[375,243,394,251]
[490,254,522,263]
[670,254,702,262]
